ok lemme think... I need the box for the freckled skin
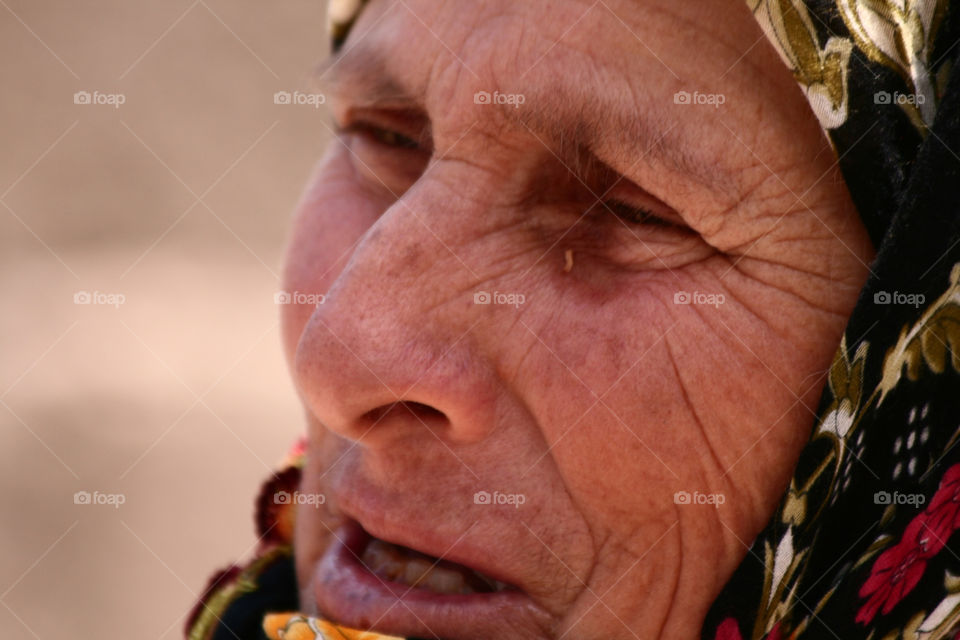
[281,1,874,638]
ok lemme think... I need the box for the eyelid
[338,122,421,150]
[602,180,685,228]
[336,108,431,149]
[602,200,672,227]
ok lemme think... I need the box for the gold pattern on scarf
[748,0,854,130]
[188,546,292,640]
[879,262,960,405]
[328,0,368,48]
[837,0,948,129]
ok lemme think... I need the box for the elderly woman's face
[281,1,873,638]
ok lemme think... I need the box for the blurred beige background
[0,1,333,637]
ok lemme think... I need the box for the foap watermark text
[673,90,725,107]
[274,490,326,508]
[874,291,925,308]
[274,91,326,108]
[474,490,526,508]
[275,290,326,306]
[74,490,126,508]
[474,90,525,108]
[674,291,725,308]
[474,291,525,307]
[874,91,925,106]
[674,490,725,508]
[74,90,125,108]
[74,290,125,308]
[874,490,926,507]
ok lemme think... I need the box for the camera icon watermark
[473,490,526,508]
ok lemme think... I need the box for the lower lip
[310,520,540,639]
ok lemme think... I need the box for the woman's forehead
[329,0,756,87]
[322,1,760,195]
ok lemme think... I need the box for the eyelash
[602,200,671,227]
[342,123,421,150]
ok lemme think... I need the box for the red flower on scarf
[855,537,929,624]
[919,464,960,548]
[856,463,960,624]
[715,618,742,640]
[714,618,782,640]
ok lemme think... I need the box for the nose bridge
[293,177,504,447]
[333,190,474,329]
[330,156,520,320]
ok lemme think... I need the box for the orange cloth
[263,613,405,640]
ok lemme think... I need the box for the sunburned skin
[279,1,875,638]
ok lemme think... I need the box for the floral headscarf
[706,3,960,638]
[187,1,960,638]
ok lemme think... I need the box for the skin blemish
[563,248,574,273]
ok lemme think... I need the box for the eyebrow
[316,46,415,110]
[318,44,733,197]
[515,86,734,197]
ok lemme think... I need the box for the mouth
[360,532,511,595]
[310,519,546,639]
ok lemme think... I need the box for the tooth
[422,569,471,594]
[403,556,434,587]
[361,540,402,581]
[360,538,507,595]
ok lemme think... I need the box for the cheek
[280,148,387,365]
[506,283,682,504]
[506,261,833,526]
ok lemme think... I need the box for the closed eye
[334,117,431,197]
[602,200,676,228]
[339,123,421,150]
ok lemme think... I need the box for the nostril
[402,401,446,421]
[361,400,448,428]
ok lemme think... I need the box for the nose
[292,188,503,448]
